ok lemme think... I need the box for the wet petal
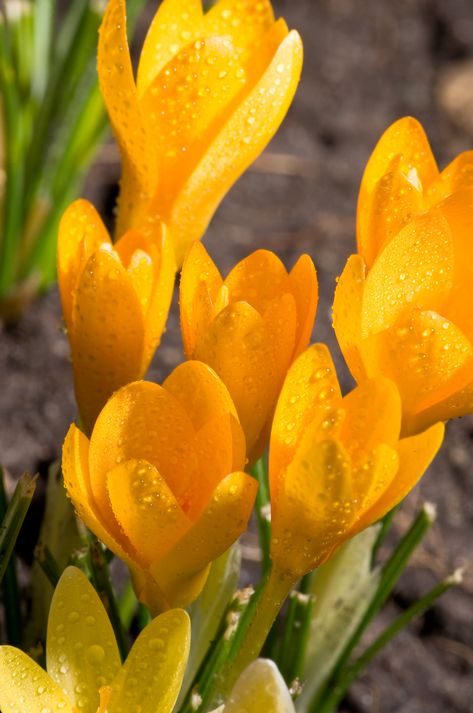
[107,460,191,564]
[159,30,303,265]
[180,242,223,357]
[223,249,289,316]
[288,254,318,357]
[205,0,275,53]
[47,567,121,713]
[408,373,473,433]
[350,444,399,515]
[89,381,198,516]
[108,610,190,713]
[137,0,204,96]
[58,199,111,333]
[71,247,145,434]
[224,659,296,713]
[361,210,454,337]
[150,472,257,607]
[426,150,473,204]
[270,344,342,498]
[0,646,72,713]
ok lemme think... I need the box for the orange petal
[62,425,136,568]
[270,344,342,504]
[288,254,318,357]
[89,381,198,518]
[150,472,257,607]
[57,200,111,334]
[340,378,401,460]
[98,0,156,234]
[350,443,399,516]
[71,247,145,434]
[205,0,275,53]
[180,242,223,357]
[361,210,454,337]
[408,373,473,433]
[136,0,204,96]
[223,249,290,317]
[107,459,191,565]
[426,150,473,205]
[158,30,303,266]
[355,423,444,529]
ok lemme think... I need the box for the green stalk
[315,570,463,713]
[31,0,55,101]
[308,503,436,712]
[0,468,25,646]
[34,542,61,587]
[250,454,272,577]
[371,504,400,565]
[0,472,36,583]
[282,592,315,683]
[118,579,138,632]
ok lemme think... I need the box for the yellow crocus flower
[269,344,444,580]
[62,361,257,612]
[0,567,190,713]
[334,117,473,434]
[58,199,175,435]
[180,242,318,462]
[210,659,296,713]
[97,0,303,266]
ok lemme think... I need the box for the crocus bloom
[180,243,318,462]
[210,659,296,713]
[62,361,257,612]
[334,117,473,433]
[98,0,303,266]
[269,344,444,580]
[58,199,175,434]
[0,567,190,713]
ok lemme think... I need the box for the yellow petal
[426,150,473,204]
[62,425,136,568]
[361,210,454,337]
[340,378,401,459]
[47,567,121,713]
[270,344,342,503]
[89,381,198,516]
[288,254,318,357]
[224,659,296,713]
[408,374,473,433]
[180,241,223,357]
[354,422,444,529]
[358,161,424,267]
[159,30,303,265]
[136,0,204,96]
[150,472,257,607]
[223,249,290,317]
[205,0,275,53]
[58,199,111,334]
[350,444,399,516]
[107,459,191,565]
[107,610,190,713]
[98,0,156,234]
[0,646,72,713]
[332,254,370,383]
[71,247,145,434]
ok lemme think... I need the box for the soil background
[1,1,473,712]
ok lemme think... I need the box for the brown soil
[1,1,473,711]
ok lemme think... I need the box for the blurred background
[1,1,473,710]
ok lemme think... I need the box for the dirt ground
[1,1,473,711]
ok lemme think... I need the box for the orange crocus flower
[180,242,318,462]
[334,117,473,433]
[62,361,257,612]
[58,199,175,435]
[269,344,444,580]
[97,0,303,266]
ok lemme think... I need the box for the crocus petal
[223,249,290,316]
[58,199,111,333]
[205,0,275,53]
[426,150,473,204]
[107,459,191,564]
[150,472,258,607]
[408,374,473,433]
[107,610,190,713]
[158,29,303,265]
[89,381,198,516]
[223,659,296,713]
[98,0,156,235]
[46,567,121,713]
[350,444,399,515]
[288,254,318,357]
[0,646,72,713]
[354,422,444,529]
[71,247,146,434]
[270,343,342,500]
[136,0,204,96]
[62,425,136,567]
[361,210,454,337]
[180,241,223,357]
